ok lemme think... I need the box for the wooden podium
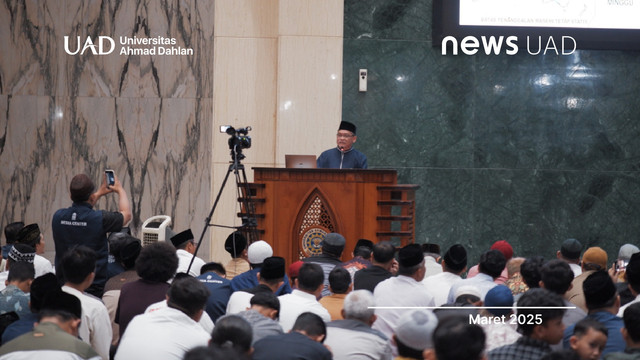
[242,168,419,265]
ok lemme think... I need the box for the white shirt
[176,249,205,277]
[569,263,582,277]
[144,299,214,334]
[115,306,210,360]
[225,290,253,314]
[423,256,443,278]
[447,272,497,304]
[278,290,331,332]
[421,271,462,306]
[0,272,7,291]
[372,275,435,354]
[62,285,112,360]
[618,294,640,317]
[34,255,54,277]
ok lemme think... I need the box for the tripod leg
[187,163,235,275]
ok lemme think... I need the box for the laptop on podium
[285,155,317,168]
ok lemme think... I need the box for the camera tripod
[187,144,259,275]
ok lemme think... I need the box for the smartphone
[616,259,628,272]
[105,169,115,186]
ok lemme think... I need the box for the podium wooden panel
[243,168,419,265]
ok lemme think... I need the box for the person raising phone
[52,172,132,298]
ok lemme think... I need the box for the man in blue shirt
[52,173,131,297]
[197,262,232,322]
[317,121,367,169]
[563,270,626,357]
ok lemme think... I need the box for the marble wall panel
[472,169,640,262]
[0,0,214,261]
[276,36,343,165]
[279,0,344,37]
[342,38,475,169]
[473,51,640,171]
[344,0,431,41]
[212,37,278,165]
[344,0,640,262]
[214,0,278,38]
[0,0,65,96]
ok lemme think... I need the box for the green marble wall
[342,0,640,264]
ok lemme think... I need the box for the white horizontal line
[368,306,576,310]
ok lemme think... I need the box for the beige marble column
[210,0,344,262]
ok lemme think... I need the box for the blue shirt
[230,268,292,296]
[197,271,232,322]
[317,147,368,169]
[0,285,30,318]
[563,311,625,356]
[2,312,38,344]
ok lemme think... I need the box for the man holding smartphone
[52,171,132,298]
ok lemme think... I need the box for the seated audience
[105,231,130,279]
[0,244,35,291]
[504,257,528,298]
[183,345,247,360]
[373,244,435,355]
[1,222,24,271]
[226,256,285,314]
[140,274,215,335]
[557,238,584,278]
[422,244,467,306]
[1,273,59,344]
[198,261,232,322]
[288,260,303,289]
[319,266,352,320]
[566,247,608,313]
[466,240,513,284]
[236,292,283,345]
[489,288,566,360]
[60,246,112,360]
[15,223,53,277]
[614,245,640,307]
[303,232,346,297]
[210,315,253,356]
[342,239,374,282]
[604,302,640,360]
[354,241,396,293]
[0,262,34,318]
[116,241,178,339]
[231,240,292,295]
[252,312,332,360]
[567,318,608,360]
[540,260,587,332]
[393,309,439,360]
[0,291,100,359]
[425,315,486,360]
[563,270,625,357]
[224,231,250,280]
[447,249,507,304]
[102,236,141,347]
[115,276,211,360]
[422,243,443,278]
[172,229,206,276]
[480,285,521,352]
[278,263,330,332]
[520,256,546,290]
[618,253,640,317]
[324,289,392,360]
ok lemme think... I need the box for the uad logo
[64,36,115,55]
